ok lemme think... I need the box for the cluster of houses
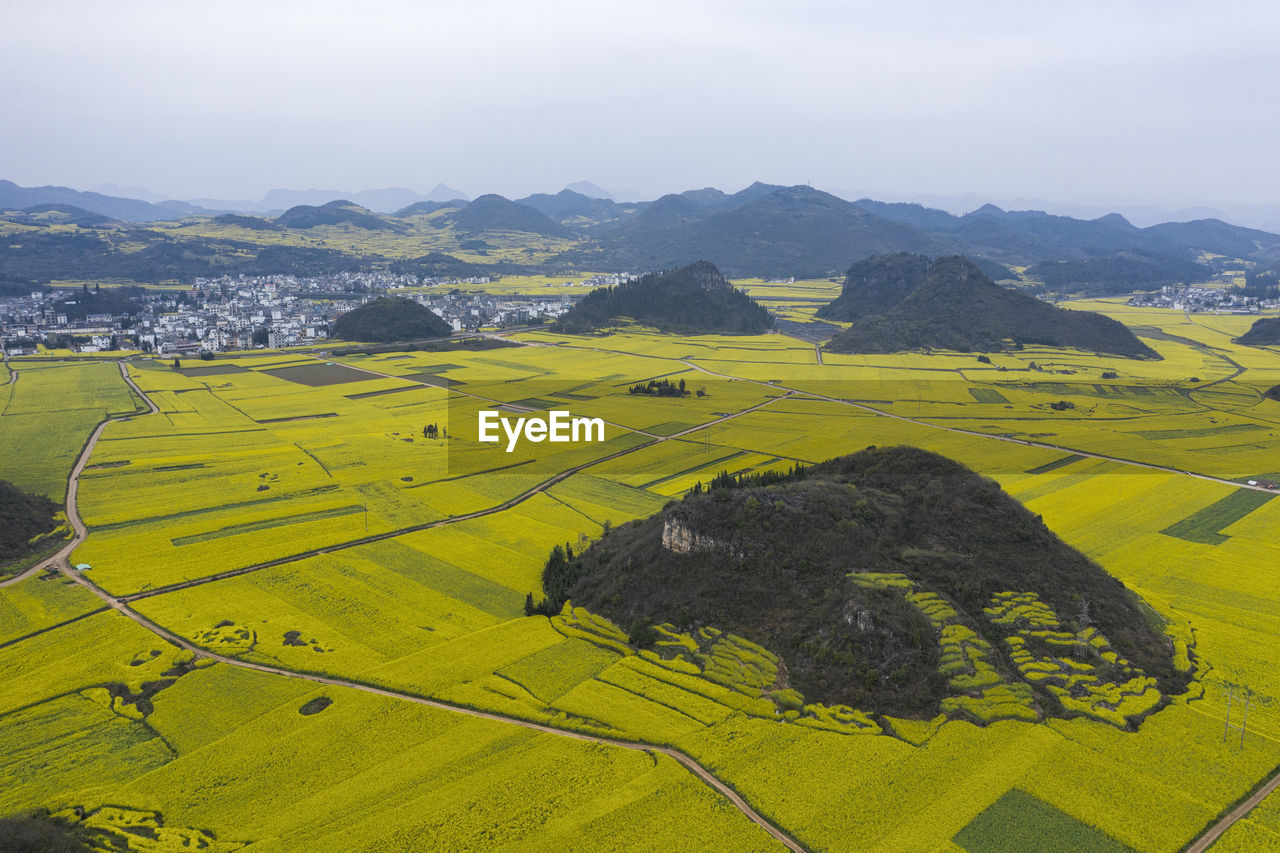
[0,271,611,355]
[1127,284,1277,313]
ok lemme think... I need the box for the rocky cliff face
[661,517,741,559]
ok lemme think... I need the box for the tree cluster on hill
[388,252,495,279]
[441,194,574,238]
[823,255,1159,359]
[553,261,773,334]
[689,463,808,495]
[1242,267,1280,300]
[0,230,366,284]
[54,284,140,320]
[331,297,451,343]
[0,479,60,562]
[629,378,688,397]
[0,809,97,852]
[816,253,932,321]
[1237,317,1280,346]
[275,200,403,232]
[1026,249,1207,295]
[212,213,283,231]
[571,186,941,278]
[528,446,1185,718]
[0,279,44,298]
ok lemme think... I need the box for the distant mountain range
[0,180,471,220]
[6,178,1280,288]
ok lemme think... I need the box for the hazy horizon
[4,0,1278,213]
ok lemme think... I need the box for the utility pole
[1224,686,1252,748]
[1075,599,1093,658]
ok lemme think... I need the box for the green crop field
[954,789,1133,853]
[4,296,1280,851]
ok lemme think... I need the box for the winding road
[9,358,806,853]
[5,349,1279,850]
[0,362,154,589]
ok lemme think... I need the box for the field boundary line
[9,357,806,853]
[116,388,793,602]
[0,361,157,589]
[673,359,1280,495]
[1185,763,1280,853]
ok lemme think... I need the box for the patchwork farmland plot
[3,297,1280,852]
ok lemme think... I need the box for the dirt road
[9,358,806,853]
[0,362,155,589]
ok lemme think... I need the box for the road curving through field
[0,361,156,589]
[10,357,806,853]
[7,352,1280,851]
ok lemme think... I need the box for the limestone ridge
[822,254,1160,358]
[539,447,1188,720]
[331,296,451,342]
[552,260,773,334]
[1237,317,1280,346]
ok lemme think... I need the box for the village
[0,272,599,355]
[1126,283,1278,313]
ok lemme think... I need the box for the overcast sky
[3,0,1278,208]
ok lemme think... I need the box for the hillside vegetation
[331,297,451,342]
[542,447,1185,721]
[1237,316,1280,346]
[275,200,402,232]
[0,479,61,562]
[6,179,1280,287]
[1027,249,1207,295]
[824,255,1159,358]
[553,260,772,334]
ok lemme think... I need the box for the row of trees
[628,378,689,397]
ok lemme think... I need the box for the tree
[252,327,270,346]
[173,357,181,369]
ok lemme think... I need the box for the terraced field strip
[673,359,1280,495]
[483,335,1275,493]
[329,356,665,440]
[19,363,805,853]
[0,360,158,589]
[1160,489,1277,545]
[1025,454,1085,475]
[118,373,793,601]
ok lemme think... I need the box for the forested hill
[539,446,1185,720]
[0,480,60,563]
[552,261,773,334]
[817,253,932,321]
[1237,317,1280,346]
[331,297,451,342]
[824,255,1159,358]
